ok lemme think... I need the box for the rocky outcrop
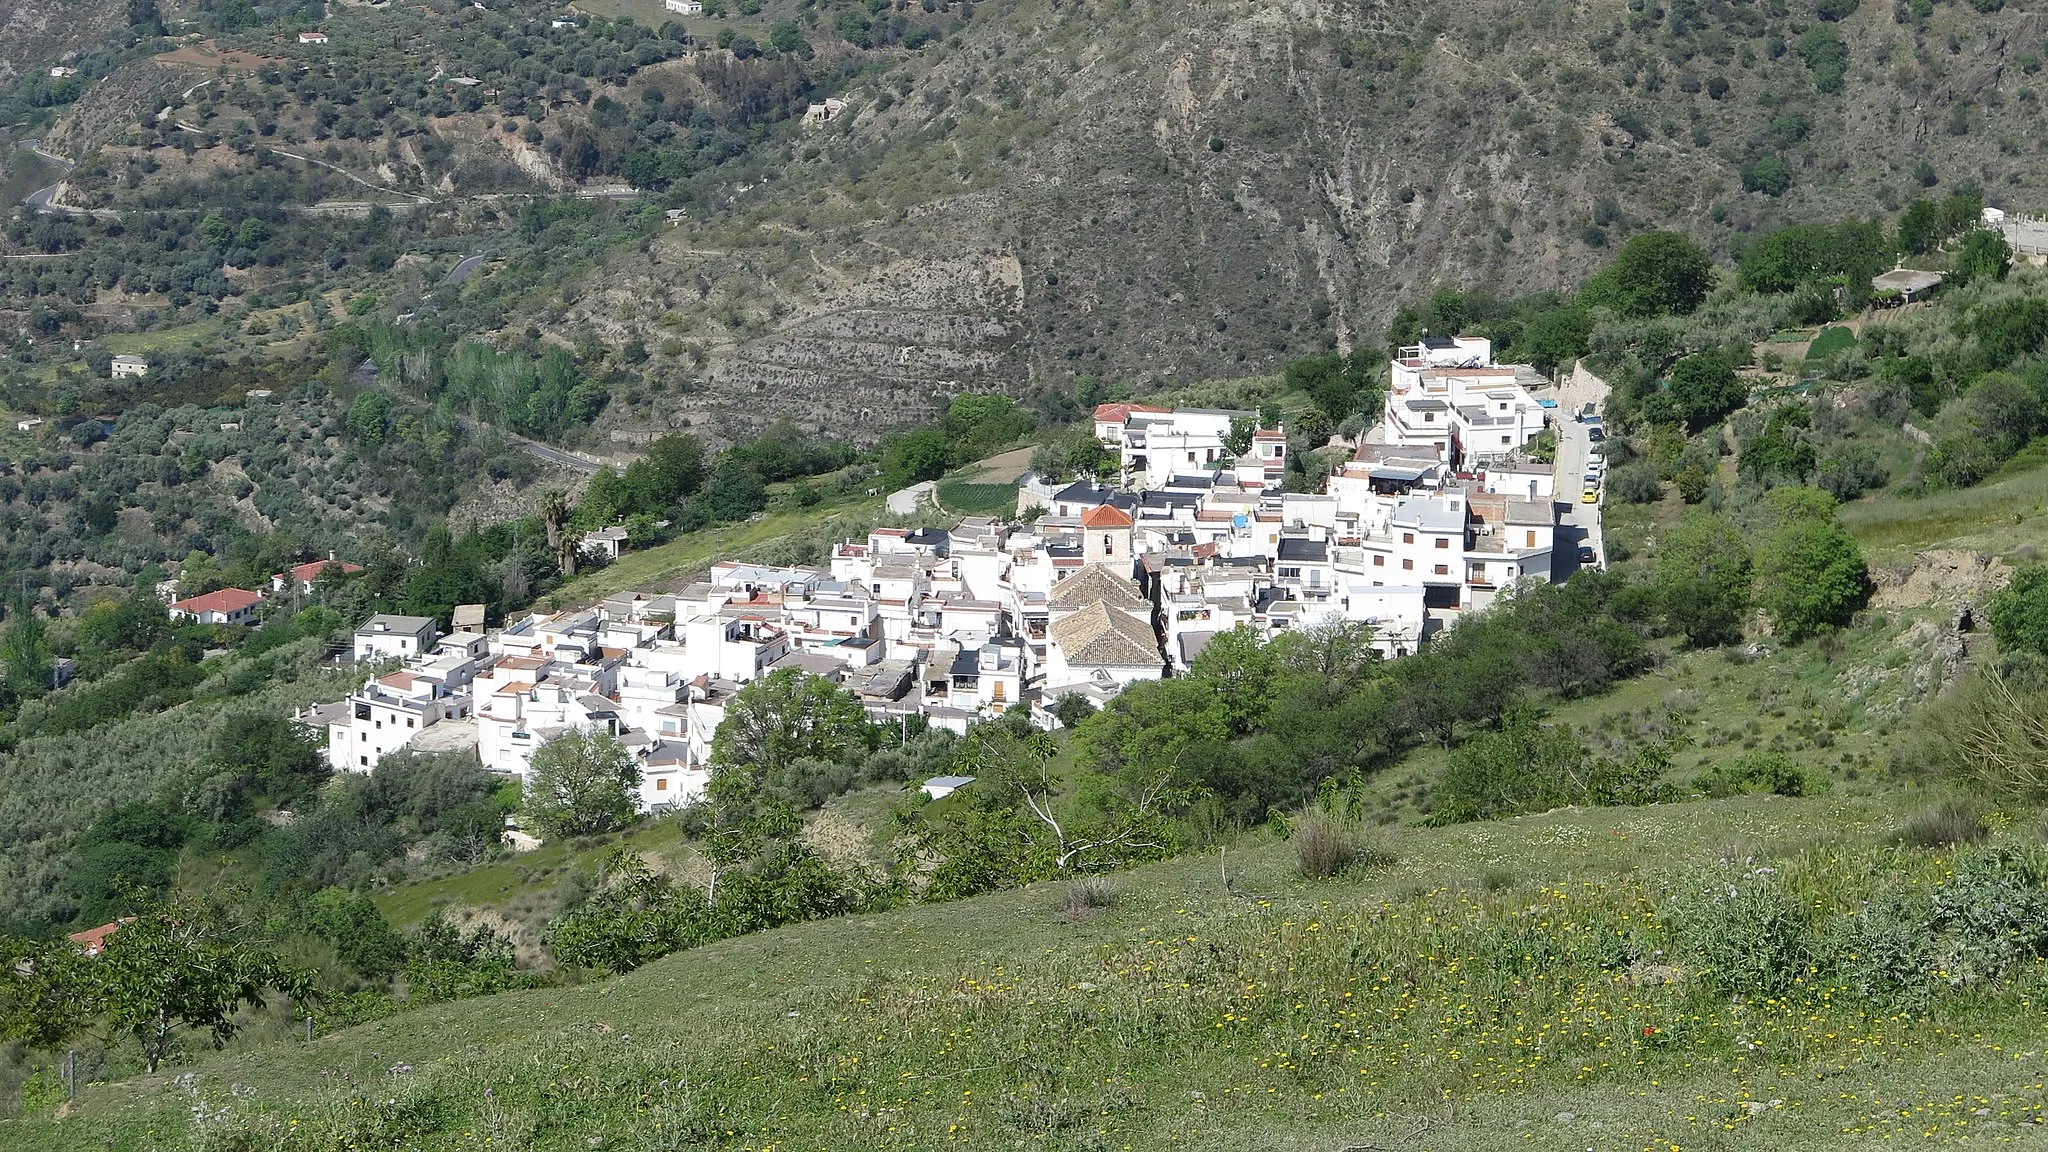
[1871,549,2013,612]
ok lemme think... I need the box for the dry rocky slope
[572,0,2046,430]
[0,0,119,86]
[14,0,2047,435]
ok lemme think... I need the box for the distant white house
[168,588,264,626]
[110,355,149,379]
[354,614,440,661]
[664,0,703,13]
[803,98,847,126]
[298,30,329,43]
[14,417,42,433]
[921,775,974,800]
[581,525,631,562]
[49,66,78,78]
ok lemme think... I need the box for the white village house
[168,587,264,625]
[354,614,440,661]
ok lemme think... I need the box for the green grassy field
[371,822,687,930]
[934,479,1018,517]
[542,489,884,607]
[1838,447,2048,561]
[99,320,226,358]
[1803,325,1857,361]
[14,788,2047,1151]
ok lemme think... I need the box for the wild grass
[24,794,2048,1151]
[1293,811,1396,878]
[1896,799,1991,849]
[542,490,883,605]
[1059,874,1118,917]
[1838,452,2048,558]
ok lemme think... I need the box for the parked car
[1587,426,1606,443]
[1578,544,1598,565]
[1582,487,1599,503]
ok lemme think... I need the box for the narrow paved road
[515,435,602,474]
[1551,361,1612,576]
[17,139,74,215]
[442,253,486,285]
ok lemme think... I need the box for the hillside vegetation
[11,790,2048,1150]
[9,0,2048,438]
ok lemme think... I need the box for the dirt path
[960,446,1034,484]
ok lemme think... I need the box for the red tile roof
[170,588,264,616]
[277,558,363,584]
[1092,402,1170,422]
[1080,504,1135,528]
[68,918,131,958]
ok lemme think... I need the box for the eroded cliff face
[558,0,2043,437]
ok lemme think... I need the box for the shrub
[1925,843,2048,984]
[1606,461,1664,504]
[1822,886,1936,1002]
[1062,875,1118,915]
[1294,811,1359,878]
[1805,325,1857,361]
[1897,800,1991,849]
[1987,566,2048,660]
[1662,864,1812,995]
[1922,672,2048,798]
[1754,500,1870,641]
[1697,751,1809,798]
[1293,812,1393,878]
[1431,711,1673,825]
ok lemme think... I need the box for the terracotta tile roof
[1080,504,1135,529]
[1048,564,1150,611]
[1093,402,1171,422]
[277,558,363,584]
[68,918,132,957]
[170,588,264,615]
[1049,601,1161,668]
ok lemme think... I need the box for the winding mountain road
[15,139,121,220]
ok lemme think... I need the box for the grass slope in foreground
[16,791,2048,1151]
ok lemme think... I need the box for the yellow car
[1581,487,1599,503]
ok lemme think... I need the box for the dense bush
[1695,751,1808,798]
[1752,491,1870,641]
[1987,565,2048,659]
[1605,461,1664,503]
[1430,709,1673,825]
[1662,863,1812,995]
